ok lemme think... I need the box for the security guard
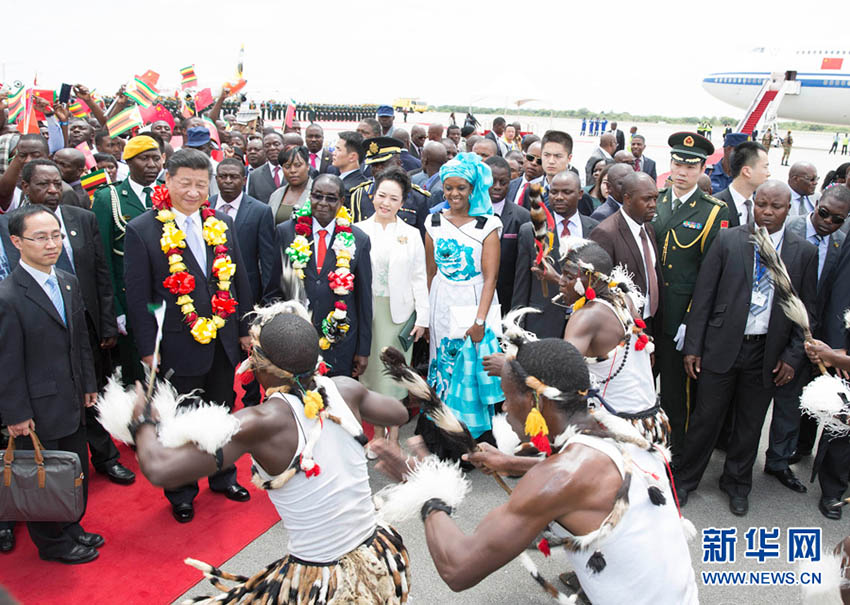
[349,136,429,235]
[90,135,163,386]
[708,132,747,193]
[654,132,730,463]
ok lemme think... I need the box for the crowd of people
[2,88,850,605]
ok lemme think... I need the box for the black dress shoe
[729,495,749,516]
[98,462,136,485]
[39,543,99,565]
[0,529,14,553]
[789,450,811,465]
[74,531,104,549]
[818,497,843,521]
[172,503,194,523]
[677,489,689,507]
[212,484,251,502]
[765,468,808,493]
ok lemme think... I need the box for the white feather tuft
[95,373,136,445]
[680,517,697,542]
[492,413,522,454]
[375,456,470,524]
[158,405,241,454]
[609,264,646,312]
[249,300,311,326]
[844,308,850,331]
[500,307,540,356]
[184,557,213,574]
[800,374,850,436]
[149,380,181,422]
[798,551,848,604]
[553,425,582,450]
[558,236,592,263]
[779,295,812,333]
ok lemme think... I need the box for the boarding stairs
[735,71,802,136]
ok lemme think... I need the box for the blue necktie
[809,233,825,278]
[0,243,9,282]
[750,251,772,317]
[184,215,207,277]
[46,275,66,324]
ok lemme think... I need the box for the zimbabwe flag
[81,168,110,198]
[180,65,198,90]
[125,78,159,108]
[69,99,90,118]
[106,106,142,138]
[6,83,24,122]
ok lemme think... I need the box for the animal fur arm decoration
[96,372,241,454]
[528,183,556,296]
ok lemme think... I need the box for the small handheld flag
[106,106,143,138]
[68,99,91,118]
[180,65,198,90]
[125,78,159,108]
[81,168,110,199]
[194,88,214,113]
[6,82,24,123]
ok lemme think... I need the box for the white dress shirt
[312,218,336,260]
[172,208,207,269]
[745,227,784,335]
[53,206,75,266]
[620,209,656,318]
[216,192,243,219]
[805,213,829,278]
[671,184,699,208]
[555,211,583,248]
[728,184,754,225]
[790,189,816,218]
[128,177,153,207]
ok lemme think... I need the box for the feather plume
[751,226,810,334]
[158,404,241,454]
[279,253,309,311]
[492,413,522,454]
[798,551,848,604]
[95,372,135,444]
[248,299,311,327]
[609,264,646,312]
[501,307,539,357]
[800,374,850,436]
[374,455,470,524]
[844,308,850,331]
[380,346,431,401]
[558,236,592,263]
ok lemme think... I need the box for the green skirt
[360,296,412,401]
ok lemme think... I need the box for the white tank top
[253,377,377,563]
[561,434,699,605]
[585,299,657,414]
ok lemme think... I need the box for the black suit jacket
[124,209,254,377]
[484,131,504,156]
[713,187,743,227]
[684,226,818,384]
[0,266,96,439]
[819,232,850,348]
[264,220,373,377]
[614,129,625,152]
[341,168,369,202]
[639,156,657,183]
[247,163,279,204]
[496,201,531,316]
[512,214,599,338]
[314,149,334,174]
[1,208,117,340]
[589,196,621,222]
[210,194,276,304]
[589,210,663,317]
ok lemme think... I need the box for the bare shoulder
[233,396,293,439]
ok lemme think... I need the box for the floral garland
[285,200,356,350]
[152,185,238,344]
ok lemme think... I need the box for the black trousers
[0,425,90,557]
[797,413,818,455]
[163,341,238,507]
[816,433,850,500]
[85,316,120,470]
[675,338,774,498]
[656,334,695,465]
[765,363,812,471]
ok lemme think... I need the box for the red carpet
[2,386,280,605]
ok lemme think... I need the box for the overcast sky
[4,0,848,118]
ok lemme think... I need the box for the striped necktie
[46,274,67,323]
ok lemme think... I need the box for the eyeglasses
[525,154,542,166]
[20,233,65,245]
[817,205,846,224]
[311,193,340,204]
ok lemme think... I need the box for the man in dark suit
[590,172,661,331]
[506,141,543,207]
[484,117,506,157]
[247,132,284,203]
[765,185,850,494]
[4,160,135,485]
[484,157,531,316]
[630,135,657,183]
[610,121,626,152]
[0,205,101,563]
[124,149,254,522]
[304,124,334,174]
[90,135,163,386]
[712,141,770,228]
[331,131,368,203]
[589,162,634,222]
[584,133,616,185]
[676,180,818,516]
[512,171,598,338]
[411,141,447,193]
[211,158,276,407]
[264,174,373,378]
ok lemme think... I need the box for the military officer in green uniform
[90,135,163,385]
[654,132,730,463]
[349,136,430,235]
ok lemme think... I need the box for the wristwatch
[474,317,485,326]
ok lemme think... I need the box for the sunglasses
[311,193,340,204]
[525,154,542,166]
[817,205,846,224]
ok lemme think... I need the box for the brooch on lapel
[397,235,408,245]
[70,230,77,236]
[682,221,703,230]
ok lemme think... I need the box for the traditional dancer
[98,301,411,604]
[374,334,698,605]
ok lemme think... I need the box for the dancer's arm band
[128,418,158,442]
[421,498,453,522]
[214,448,224,471]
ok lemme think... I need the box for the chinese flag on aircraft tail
[822,57,843,70]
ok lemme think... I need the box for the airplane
[702,47,850,129]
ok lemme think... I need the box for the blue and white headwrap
[439,152,494,217]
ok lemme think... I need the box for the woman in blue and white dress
[422,152,503,458]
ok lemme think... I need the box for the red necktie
[561,220,570,237]
[273,166,282,187]
[310,153,318,170]
[634,158,640,172]
[639,228,659,316]
[316,229,328,269]
[520,183,530,207]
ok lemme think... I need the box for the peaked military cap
[668,131,714,164]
